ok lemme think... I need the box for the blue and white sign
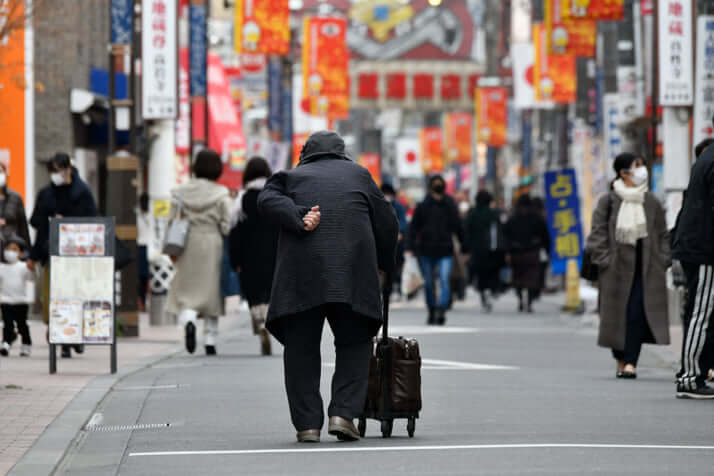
[189,4,207,97]
[544,169,584,275]
[111,0,133,45]
[267,57,282,134]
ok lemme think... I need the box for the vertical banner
[603,93,623,161]
[544,169,584,275]
[444,113,473,165]
[576,58,598,127]
[693,16,714,149]
[190,1,208,144]
[419,127,443,173]
[475,87,508,147]
[176,0,191,155]
[658,0,693,105]
[302,17,350,119]
[545,0,596,57]
[511,43,536,109]
[0,0,26,200]
[142,0,178,119]
[111,0,133,44]
[358,153,381,186]
[534,23,576,104]
[267,57,282,134]
[395,137,424,178]
[234,0,290,55]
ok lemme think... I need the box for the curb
[7,345,183,476]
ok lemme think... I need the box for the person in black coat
[229,157,279,356]
[503,194,550,313]
[258,131,398,443]
[28,153,98,359]
[406,175,464,325]
[465,190,505,312]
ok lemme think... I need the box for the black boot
[185,322,196,354]
[427,308,436,325]
[436,308,446,326]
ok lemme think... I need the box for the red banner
[563,0,624,20]
[534,23,577,104]
[358,153,381,186]
[475,88,508,147]
[545,0,597,57]
[302,17,350,119]
[234,0,290,55]
[444,113,473,165]
[420,127,443,173]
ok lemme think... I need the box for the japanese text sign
[111,0,133,44]
[693,16,714,148]
[562,0,624,20]
[658,0,693,105]
[302,17,350,119]
[142,0,178,119]
[190,3,207,97]
[544,169,584,275]
[234,0,290,55]
[475,87,508,147]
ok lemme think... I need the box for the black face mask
[432,183,445,194]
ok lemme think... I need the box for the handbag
[162,189,190,257]
[580,249,599,281]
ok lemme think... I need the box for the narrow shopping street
[47,295,712,476]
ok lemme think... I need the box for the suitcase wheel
[407,417,416,438]
[358,418,366,438]
[380,419,393,438]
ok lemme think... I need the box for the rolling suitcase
[359,273,422,438]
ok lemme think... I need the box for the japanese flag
[396,138,423,178]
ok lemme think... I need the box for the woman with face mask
[0,162,31,249]
[586,153,671,379]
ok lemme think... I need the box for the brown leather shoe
[328,416,360,441]
[296,429,320,443]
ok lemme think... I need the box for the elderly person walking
[167,150,232,356]
[258,131,398,444]
[587,153,670,379]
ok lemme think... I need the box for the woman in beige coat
[167,150,232,355]
[587,153,671,379]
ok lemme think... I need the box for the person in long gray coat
[167,150,232,356]
[587,153,670,379]
[258,131,398,444]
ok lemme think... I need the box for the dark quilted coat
[257,131,399,344]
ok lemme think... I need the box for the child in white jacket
[0,235,34,357]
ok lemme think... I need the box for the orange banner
[0,3,27,201]
[444,113,473,165]
[358,153,381,186]
[420,127,443,173]
[534,23,576,104]
[292,133,309,167]
[302,17,350,119]
[563,0,624,20]
[545,0,596,57]
[234,0,290,55]
[475,88,507,147]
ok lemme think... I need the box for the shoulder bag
[162,189,190,257]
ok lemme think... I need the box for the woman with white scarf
[587,153,671,379]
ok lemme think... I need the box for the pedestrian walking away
[407,175,464,325]
[28,153,97,359]
[672,139,714,399]
[258,130,398,443]
[587,153,671,380]
[503,194,550,313]
[0,161,31,247]
[167,149,232,356]
[0,235,34,357]
[465,190,506,312]
[229,157,279,356]
[381,183,408,299]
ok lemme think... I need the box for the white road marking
[115,384,190,391]
[85,412,103,429]
[129,443,714,457]
[323,358,518,371]
[387,326,480,335]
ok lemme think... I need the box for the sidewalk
[0,302,244,475]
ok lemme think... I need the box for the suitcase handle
[381,271,391,345]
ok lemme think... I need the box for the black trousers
[612,273,653,366]
[2,304,31,346]
[281,304,373,432]
[678,262,714,389]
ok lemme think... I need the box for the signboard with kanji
[111,0,133,44]
[544,169,584,275]
[142,0,178,119]
[693,16,714,149]
[658,0,693,106]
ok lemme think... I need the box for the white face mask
[50,172,65,186]
[459,202,470,214]
[0,173,7,187]
[4,250,19,264]
[630,166,648,186]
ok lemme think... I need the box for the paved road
[55,295,713,475]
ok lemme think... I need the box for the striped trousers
[678,263,714,390]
